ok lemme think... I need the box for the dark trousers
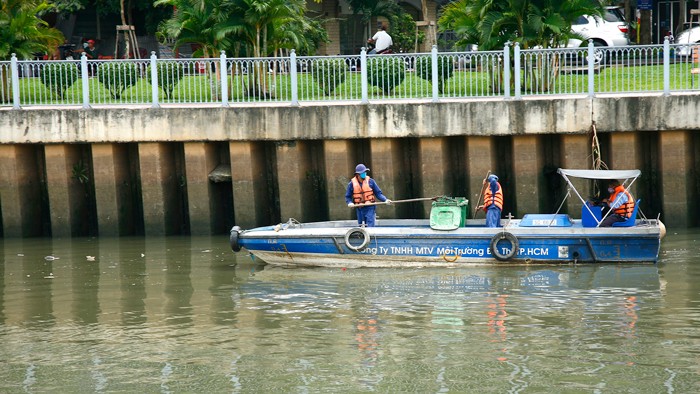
[600,213,625,227]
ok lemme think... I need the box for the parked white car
[675,22,700,57]
[446,6,629,64]
[568,6,630,63]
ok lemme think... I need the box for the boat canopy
[557,168,642,227]
[557,169,641,180]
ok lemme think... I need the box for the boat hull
[231,218,662,268]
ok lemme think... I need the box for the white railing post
[431,45,439,102]
[290,49,299,106]
[587,40,595,98]
[220,50,229,107]
[361,47,369,104]
[504,43,511,99]
[150,51,160,108]
[10,54,20,109]
[663,37,670,96]
[80,53,90,109]
[514,43,521,99]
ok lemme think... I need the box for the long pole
[472,170,491,218]
[348,196,437,208]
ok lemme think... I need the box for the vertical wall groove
[212,142,234,234]
[302,140,329,223]
[639,132,663,221]
[126,143,145,236]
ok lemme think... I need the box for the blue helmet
[355,163,370,174]
[487,174,499,182]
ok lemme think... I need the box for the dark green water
[1,232,699,393]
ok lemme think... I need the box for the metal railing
[0,38,698,109]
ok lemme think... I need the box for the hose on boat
[345,227,371,252]
[489,232,519,261]
[229,226,242,252]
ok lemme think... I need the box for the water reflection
[118,237,147,327]
[72,240,100,325]
[0,233,699,392]
[244,265,668,392]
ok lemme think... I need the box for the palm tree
[347,0,400,42]
[233,0,308,97]
[155,0,240,58]
[156,0,242,99]
[439,0,604,92]
[0,0,64,102]
[157,0,323,99]
[270,16,328,56]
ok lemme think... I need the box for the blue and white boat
[229,169,665,268]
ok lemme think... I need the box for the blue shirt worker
[345,164,392,227]
[478,174,503,227]
[600,180,635,227]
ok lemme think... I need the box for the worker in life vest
[477,174,503,227]
[345,164,392,227]
[600,179,635,227]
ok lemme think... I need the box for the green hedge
[147,61,185,100]
[366,56,405,94]
[40,63,80,99]
[310,58,347,95]
[415,56,454,93]
[97,62,141,99]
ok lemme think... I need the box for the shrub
[309,58,347,95]
[40,63,80,99]
[389,12,425,53]
[146,60,185,100]
[415,55,454,93]
[97,62,141,99]
[366,56,405,94]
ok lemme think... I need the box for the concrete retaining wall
[0,94,698,237]
[2,95,700,143]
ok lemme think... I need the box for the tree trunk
[487,57,502,94]
[0,69,10,103]
[249,63,270,98]
[248,25,269,98]
[262,25,268,58]
[212,59,220,101]
[624,0,633,42]
[127,0,133,26]
[640,10,652,45]
[120,0,127,25]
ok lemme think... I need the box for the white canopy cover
[557,169,641,180]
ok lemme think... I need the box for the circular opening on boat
[572,251,580,259]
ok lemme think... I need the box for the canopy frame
[556,168,640,227]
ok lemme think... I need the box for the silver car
[675,22,700,57]
[568,6,630,63]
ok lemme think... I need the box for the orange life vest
[352,176,375,204]
[610,186,635,218]
[483,182,503,211]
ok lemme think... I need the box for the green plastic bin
[430,197,469,230]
